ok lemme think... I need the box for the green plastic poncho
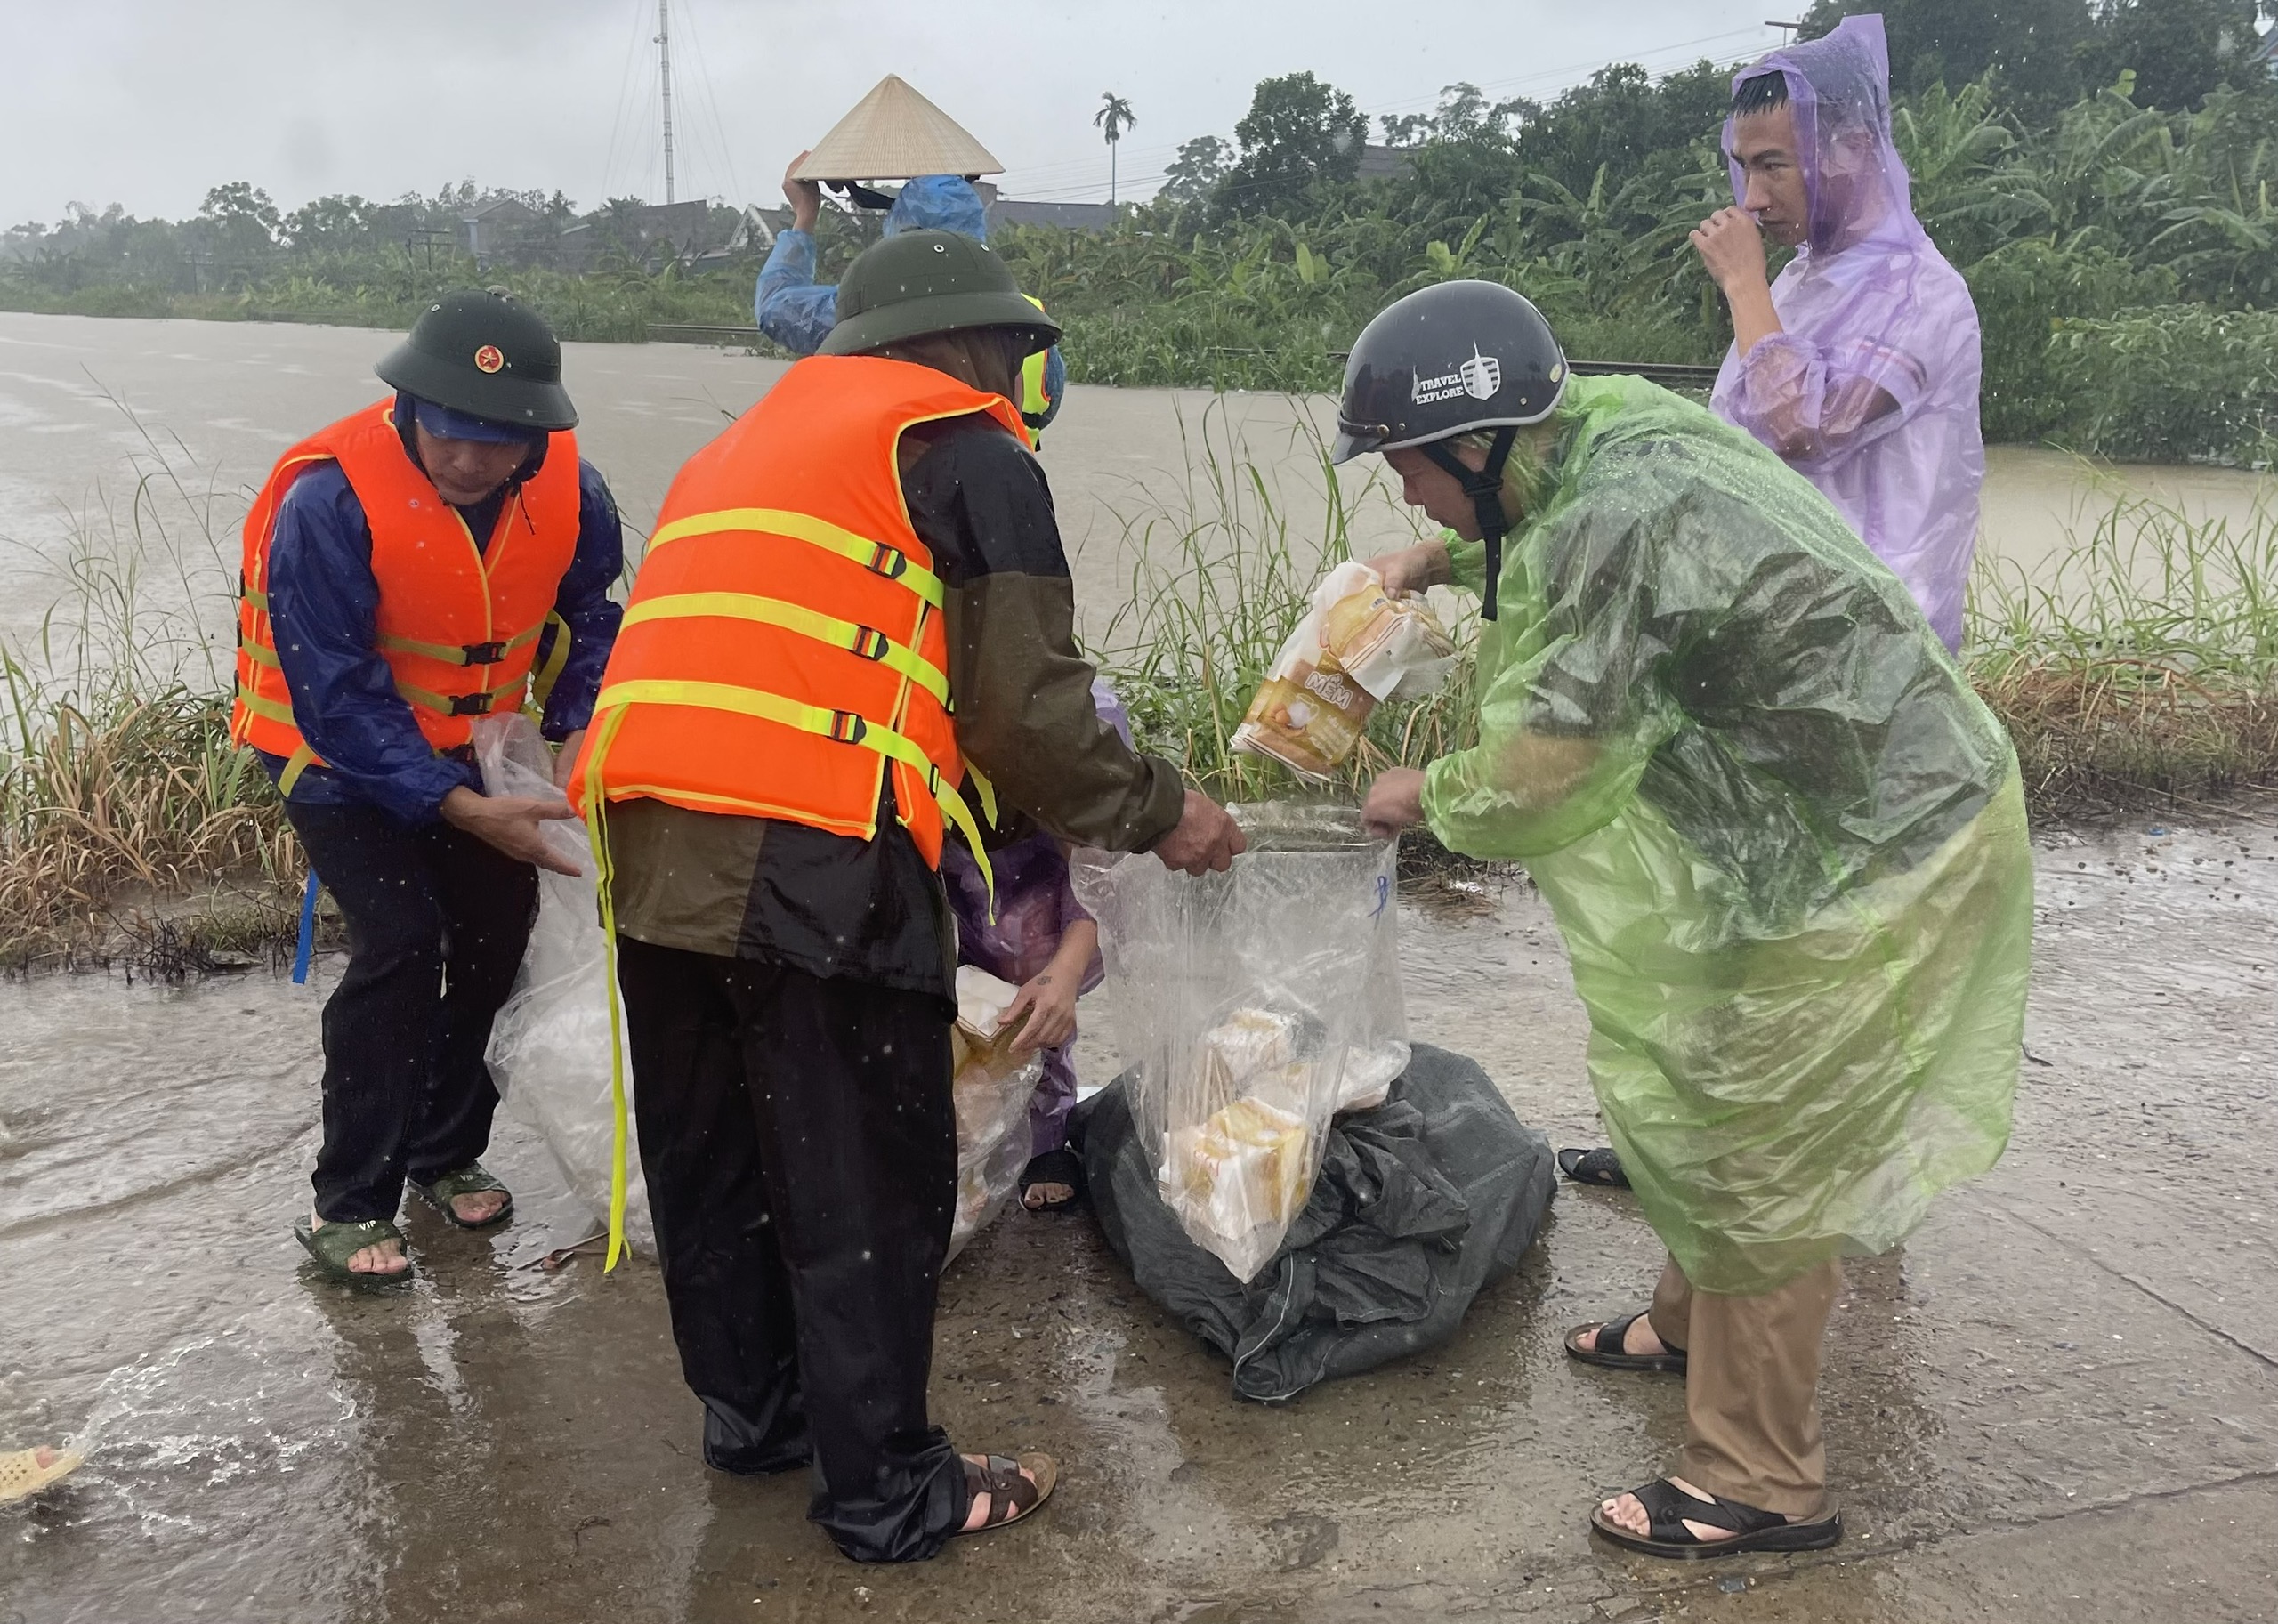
[1420,374,2032,1295]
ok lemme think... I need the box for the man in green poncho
[1344,280,2032,1559]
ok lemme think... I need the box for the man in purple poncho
[1694,14,1984,652]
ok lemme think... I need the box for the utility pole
[657,0,676,205]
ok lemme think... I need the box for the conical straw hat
[792,75,1004,183]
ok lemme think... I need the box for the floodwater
[2,311,2273,667]
[5,817,2277,1621]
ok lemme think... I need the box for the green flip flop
[408,1163,515,1230]
[295,1216,415,1286]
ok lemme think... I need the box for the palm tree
[1095,92,1137,206]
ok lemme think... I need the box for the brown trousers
[1646,1255,1842,1517]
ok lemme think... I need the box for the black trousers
[614,934,965,1563]
[286,800,537,1224]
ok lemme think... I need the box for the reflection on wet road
[4,819,2274,1621]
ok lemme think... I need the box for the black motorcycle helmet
[1333,280,1568,618]
[376,289,578,432]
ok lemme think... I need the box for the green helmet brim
[819,290,1061,358]
[376,335,578,432]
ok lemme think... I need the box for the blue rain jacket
[755,174,1066,429]
[257,412,626,825]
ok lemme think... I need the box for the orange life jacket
[230,399,582,791]
[568,355,1027,873]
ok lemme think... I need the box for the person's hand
[1001,968,1080,1054]
[1151,790,1246,876]
[552,727,586,792]
[1366,539,1452,598]
[1689,206,1770,298]
[1361,767,1427,841]
[783,150,822,234]
[440,787,583,876]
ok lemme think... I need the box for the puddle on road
[3,818,2274,1621]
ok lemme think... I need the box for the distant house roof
[986,198,1119,234]
[2253,24,2278,74]
[1355,144,1416,182]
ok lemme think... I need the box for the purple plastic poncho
[1709,14,1984,652]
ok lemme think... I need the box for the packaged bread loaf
[1234,562,1457,779]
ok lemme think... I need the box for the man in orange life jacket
[569,230,1245,1562]
[234,290,624,1285]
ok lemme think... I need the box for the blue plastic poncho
[1421,374,2031,1294]
[1708,15,1985,652]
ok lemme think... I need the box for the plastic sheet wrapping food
[1418,371,2032,1294]
[948,967,1044,1263]
[473,715,656,1254]
[1234,562,1458,778]
[1073,804,1408,1281]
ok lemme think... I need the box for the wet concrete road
[4,816,2277,1622]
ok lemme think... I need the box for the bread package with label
[1165,1095,1313,1260]
[1233,562,1457,779]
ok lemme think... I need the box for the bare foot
[1598,1476,1796,1543]
[447,1188,509,1225]
[959,1454,1041,1531]
[310,1213,408,1276]
[1568,1314,1669,1358]
[1022,1182,1074,1211]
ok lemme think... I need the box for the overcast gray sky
[4,1,1792,226]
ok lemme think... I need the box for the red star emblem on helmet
[473,344,505,374]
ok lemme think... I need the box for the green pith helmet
[820,230,1062,358]
[375,289,578,431]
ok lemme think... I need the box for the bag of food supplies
[473,715,656,1254]
[948,966,1046,1263]
[1071,804,1408,1281]
[1233,562,1458,778]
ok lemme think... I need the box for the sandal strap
[963,1454,1039,1527]
[303,1218,404,1265]
[414,1165,506,1200]
[1588,1310,1651,1355]
[1631,1479,1787,1544]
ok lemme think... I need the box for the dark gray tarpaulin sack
[1071,1042,1556,1403]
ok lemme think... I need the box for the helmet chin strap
[1420,425,1517,620]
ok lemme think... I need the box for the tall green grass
[0,395,295,970]
[1968,477,2278,804]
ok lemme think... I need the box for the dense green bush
[2048,305,2278,465]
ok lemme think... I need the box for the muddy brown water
[3,311,2272,671]
[4,817,2276,1621]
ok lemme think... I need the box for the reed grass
[0,393,296,971]
[1967,476,2278,807]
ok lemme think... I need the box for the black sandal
[1563,1310,1687,1374]
[1021,1148,1085,1214]
[952,1451,1056,1537]
[1558,1147,1630,1188]
[1590,1477,1842,1559]
[408,1163,514,1230]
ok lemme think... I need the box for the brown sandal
[953,1451,1056,1536]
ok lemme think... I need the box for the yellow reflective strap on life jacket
[527,610,572,718]
[236,686,298,729]
[591,676,994,897]
[621,592,951,707]
[649,507,945,610]
[374,622,541,667]
[278,743,320,797]
[240,639,282,671]
[392,675,527,718]
[1019,295,1053,434]
[243,585,271,613]
[965,762,998,828]
[577,703,636,1272]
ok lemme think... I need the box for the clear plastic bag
[472,715,655,1254]
[1073,804,1408,1281]
[947,966,1045,1264]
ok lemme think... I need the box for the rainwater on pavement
[5,816,2276,1622]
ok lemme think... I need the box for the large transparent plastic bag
[473,715,655,1254]
[1073,804,1406,1281]
[947,967,1046,1264]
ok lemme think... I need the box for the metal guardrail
[643,325,1724,391]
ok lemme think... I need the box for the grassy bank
[5,399,2274,971]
